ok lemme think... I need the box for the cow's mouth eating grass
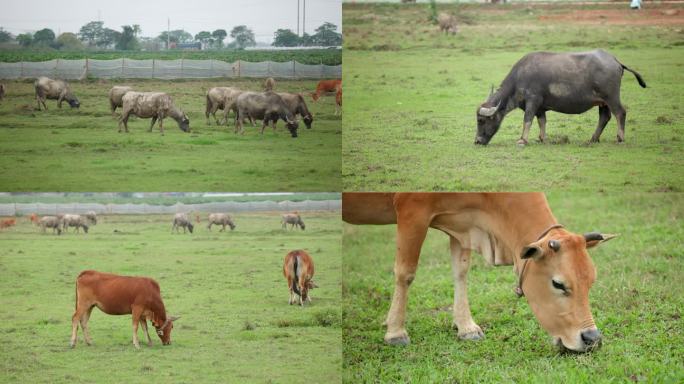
[555,337,602,354]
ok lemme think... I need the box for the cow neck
[515,224,565,298]
[150,301,167,328]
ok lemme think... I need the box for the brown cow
[0,218,16,230]
[29,213,39,226]
[311,79,341,102]
[70,270,179,349]
[335,87,342,116]
[283,250,317,306]
[343,193,616,353]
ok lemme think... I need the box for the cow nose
[581,329,602,347]
[474,137,486,145]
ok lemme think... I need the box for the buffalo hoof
[516,139,527,147]
[385,331,410,346]
[458,329,484,341]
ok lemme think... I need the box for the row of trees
[1,21,341,51]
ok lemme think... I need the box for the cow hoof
[516,139,527,147]
[69,342,75,349]
[458,329,485,341]
[385,331,410,346]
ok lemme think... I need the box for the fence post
[122,57,125,77]
[55,58,59,78]
[85,57,89,79]
[238,60,241,78]
[292,60,296,79]
[20,61,24,78]
[181,58,184,78]
[152,59,155,79]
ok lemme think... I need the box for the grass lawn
[342,3,684,191]
[342,192,683,382]
[0,78,341,191]
[0,211,341,383]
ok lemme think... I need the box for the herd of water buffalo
[26,211,306,235]
[0,76,342,138]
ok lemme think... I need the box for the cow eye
[552,279,568,293]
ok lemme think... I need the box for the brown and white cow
[342,193,616,353]
[311,79,341,102]
[281,213,305,230]
[70,270,179,349]
[283,250,317,306]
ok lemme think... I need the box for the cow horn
[478,100,501,117]
[584,232,618,242]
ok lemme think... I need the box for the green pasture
[342,192,683,382]
[342,3,684,191]
[0,211,341,383]
[0,78,341,191]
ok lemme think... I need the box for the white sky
[0,0,341,43]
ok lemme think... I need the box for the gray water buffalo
[281,213,305,230]
[475,49,646,146]
[235,92,299,137]
[207,213,236,231]
[205,87,246,125]
[62,214,89,233]
[34,77,80,110]
[264,77,276,91]
[437,12,458,35]
[277,92,313,129]
[172,213,193,234]
[119,92,190,134]
[109,86,133,115]
[39,216,62,235]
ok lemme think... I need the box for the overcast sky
[0,0,341,43]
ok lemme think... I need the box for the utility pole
[167,18,170,50]
[297,0,300,36]
[303,0,306,35]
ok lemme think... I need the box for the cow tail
[620,63,646,88]
[205,93,211,118]
[292,255,301,296]
[74,280,78,310]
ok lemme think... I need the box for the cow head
[229,222,236,231]
[311,92,320,102]
[155,315,180,345]
[303,113,313,129]
[285,115,299,138]
[299,220,305,230]
[66,93,80,108]
[519,230,616,353]
[187,222,194,233]
[81,224,89,233]
[475,99,504,145]
[300,279,317,302]
[178,113,190,132]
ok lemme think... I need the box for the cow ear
[520,244,543,260]
[584,233,617,249]
[169,315,180,322]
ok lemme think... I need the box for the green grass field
[0,79,341,191]
[342,3,684,191]
[342,192,683,382]
[0,210,341,383]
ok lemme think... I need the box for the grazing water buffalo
[109,86,133,115]
[84,211,97,225]
[205,86,245,125]
[119,92,190,135]
[437,12,458,35]
[207,213,236,231]
[343,193,616,353]
[62,214,89,233]
[263,77,276,91]
[475,49,646,146]
[277,92,313,129]
[312,79,341,102]
[283,250,317,306]
[235,92,299,137]
[70,270,179,349]
[172,213,193,234]
[39,216,62,235]
[281,213,305,230]
[34,77,80,110]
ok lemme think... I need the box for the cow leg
[119,110,130,133]
[131,307,142,349]
[517,102,540,146]
[220,224,225,232]
[450,238,484,340]
[71,299,93,347]
[149,116,158,132]
[536,111,547,143]
[384,211,430,346]
[80,306,94,345]
[590,105,612,143]
[260,119,268,135]
[288,277,296,305]
[140,319,153,346]
[158,115,165,135]
[605,98,626,143]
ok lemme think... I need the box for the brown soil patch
[539,8,684,26]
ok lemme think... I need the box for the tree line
[0,21,341,51]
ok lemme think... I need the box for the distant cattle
[38,216,62,235]
[437,12,458,35]
[207,213,236,232]
[235,91,299,137]
[34,77,80,110]
[281,213,305,230]
[335,87,342,116]
[172,213,194,234]
[29,213,40,226]
[277,92,314,129]
[312,79,341,102]
[205,86,247,126]
[283,250,317,306]
[109,86,133,115]
[119,92,190,134]
[62,214,89,233]
[0,83,5,101]
[84,211,97,225]
[70,270,179,349]
[0,218,16,230]
[263,77,276,91]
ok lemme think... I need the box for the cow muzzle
[474,136,489,145]
[557,328,602,353]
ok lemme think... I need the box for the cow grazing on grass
[0,218,16,230]
[263,77,276,91]
[34,77,80,110]
[70,270,179,349]
[283,250,317,306]
[277,92,314,129]
[84,211,97,225]
[437,12,458,35]
[207,213,236,232]
[29,213,40,226]
[235,92,299,137]
[475,49,646,146]
[281,213,305,230]
[343,193,616,353]
[108,86,133,116]
[119,92,190,135]
[38,216,62,235]
[62,214,89,233]
[312,79,341,102]
[172,213,194,234]
[205,87,247,126]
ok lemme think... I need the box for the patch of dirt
[538,8,684,26]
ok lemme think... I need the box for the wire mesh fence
[0,59,342,80]
[0,200,341,216]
